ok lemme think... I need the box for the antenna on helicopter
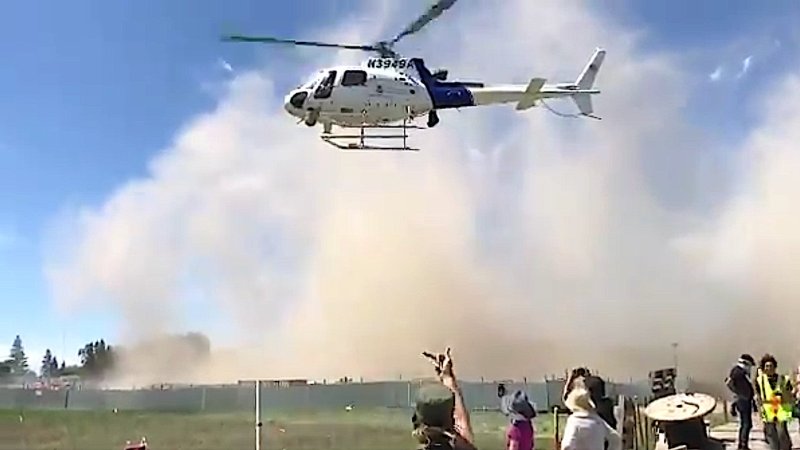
[221,0,460,59]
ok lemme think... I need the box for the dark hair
[760,354,778,370]
[740,354,755,365]
[573,367,590,377]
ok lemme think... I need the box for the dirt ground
[0,408,560,450]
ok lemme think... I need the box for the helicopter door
[338,70,370,114]
[313,70,337,99]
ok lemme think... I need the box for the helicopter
[222,0,605,151]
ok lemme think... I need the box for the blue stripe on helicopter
[410,58,476,109]
[428,84,476,109]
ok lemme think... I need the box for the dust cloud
[44,0,800,387]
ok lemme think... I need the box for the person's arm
[424,348,475,446]
[445,376,474,444]
[753,375,764,416]
[753,376,762,405]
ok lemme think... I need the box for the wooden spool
[644,393,717,450]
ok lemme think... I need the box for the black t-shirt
[728,365,754,399]
[584,375,616,428]
[584,375,606,403]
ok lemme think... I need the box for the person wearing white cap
[561,387,621,450]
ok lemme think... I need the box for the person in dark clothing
[726,354,756,450]
[585,375,617,430]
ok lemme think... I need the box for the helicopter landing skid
[320,110,423,151]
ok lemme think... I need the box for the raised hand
[423,347,456,390]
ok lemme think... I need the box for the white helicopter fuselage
[285,62,434,127]
[283,50,605,131]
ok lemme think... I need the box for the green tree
[50,356,60,377]
[41,349,53,378]
[8,335,28,374]
[78,339,116,379]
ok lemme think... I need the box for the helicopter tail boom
[461,48,605,116]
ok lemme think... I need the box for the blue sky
[0,0,364,365]
[1,0,799,369]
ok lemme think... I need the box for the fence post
[545,376,551,410]
[553,406,561,449]
[255,381,262,450]
[723,399,728,423]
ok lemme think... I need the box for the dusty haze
[44,0,800,386]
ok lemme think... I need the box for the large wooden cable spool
[644,393,717,450]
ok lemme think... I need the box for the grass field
[0,408,563,450]
[0,407,730,450]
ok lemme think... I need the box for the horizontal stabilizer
[516,77,546,111]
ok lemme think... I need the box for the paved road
[710,418,800,450]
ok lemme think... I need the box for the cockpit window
[341,70,367,86]
[313,70,337,99]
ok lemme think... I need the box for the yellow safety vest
[757,373,793,422]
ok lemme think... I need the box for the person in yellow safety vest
[754,354,794,450]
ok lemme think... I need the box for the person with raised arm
[412,347,478,450]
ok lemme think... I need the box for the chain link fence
[0,378,662,450]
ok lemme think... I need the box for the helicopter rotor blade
[388,0,460,45]
[222,35,378,52]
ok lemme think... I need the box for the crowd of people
[727,353,800,450]
[412,348,800,450]
[415,348,621,450]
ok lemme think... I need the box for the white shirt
[561,411,622,450]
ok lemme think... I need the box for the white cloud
[217,58,234,73]
[736,55,753,78]
[709,66,723,82]
[705,32,783,83]
[42,0,800,383]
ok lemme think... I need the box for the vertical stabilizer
[575,48,605,89]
